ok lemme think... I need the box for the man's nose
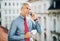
[28,9,31,12]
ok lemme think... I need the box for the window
[44,17,46,41]
[9,3,11,6]
[17,3,19,6]
[5,10,7,14]
[0,3,1,8]
[13,16,15,19]
[44,32,46,41]
[0,21,1,25]
[44,17,46,31]
[9,9,11,14]
[5,2,7,6]
[54,1,56,8]
[5,16,7,22]
[13,3,15,6]
[17,9,19,14]
[53,36,57,41]
[9,16,11,21]
[0,12,1,18]
[0,12,1,25]
[53,19,56,32]
[5,16,7,27]
[13,10,15,14]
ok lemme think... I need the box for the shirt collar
[20,15,24,19]
[20,14,27,20]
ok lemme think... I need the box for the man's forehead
[24,4,31,8]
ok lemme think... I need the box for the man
[8,2,41,41]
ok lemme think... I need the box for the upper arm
[32,20,41,33]
[32,20,36,30]
[8,20,17,38]
[35,21,41,33]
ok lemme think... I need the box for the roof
[49,0,60,10]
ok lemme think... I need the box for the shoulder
[11,16,20,24]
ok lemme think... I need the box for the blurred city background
[0,0,60,41]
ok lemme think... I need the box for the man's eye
[27,8,29,9]
[26,8,31,10]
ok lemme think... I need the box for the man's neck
[21,13,26,17]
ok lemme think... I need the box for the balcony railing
[51,31,60,36]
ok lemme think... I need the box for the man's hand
[24,32,31,38]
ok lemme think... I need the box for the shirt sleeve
[35,21,41,33]
[32,20,41,33]
[8,20,24,41]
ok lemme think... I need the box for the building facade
[29,0,51,41]
[0,0,60,41]
[0,0,28,30]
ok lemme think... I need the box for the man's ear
[21,6,23,10]
[21,8,22,11]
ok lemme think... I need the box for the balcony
[51,31,60,41]
[51,31,60,36]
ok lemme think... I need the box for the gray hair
[21,2,31,8]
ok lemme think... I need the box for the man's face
[21,4,31,16]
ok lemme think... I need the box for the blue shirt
[8,15,41,41]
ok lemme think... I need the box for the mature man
[8,2,41,41]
